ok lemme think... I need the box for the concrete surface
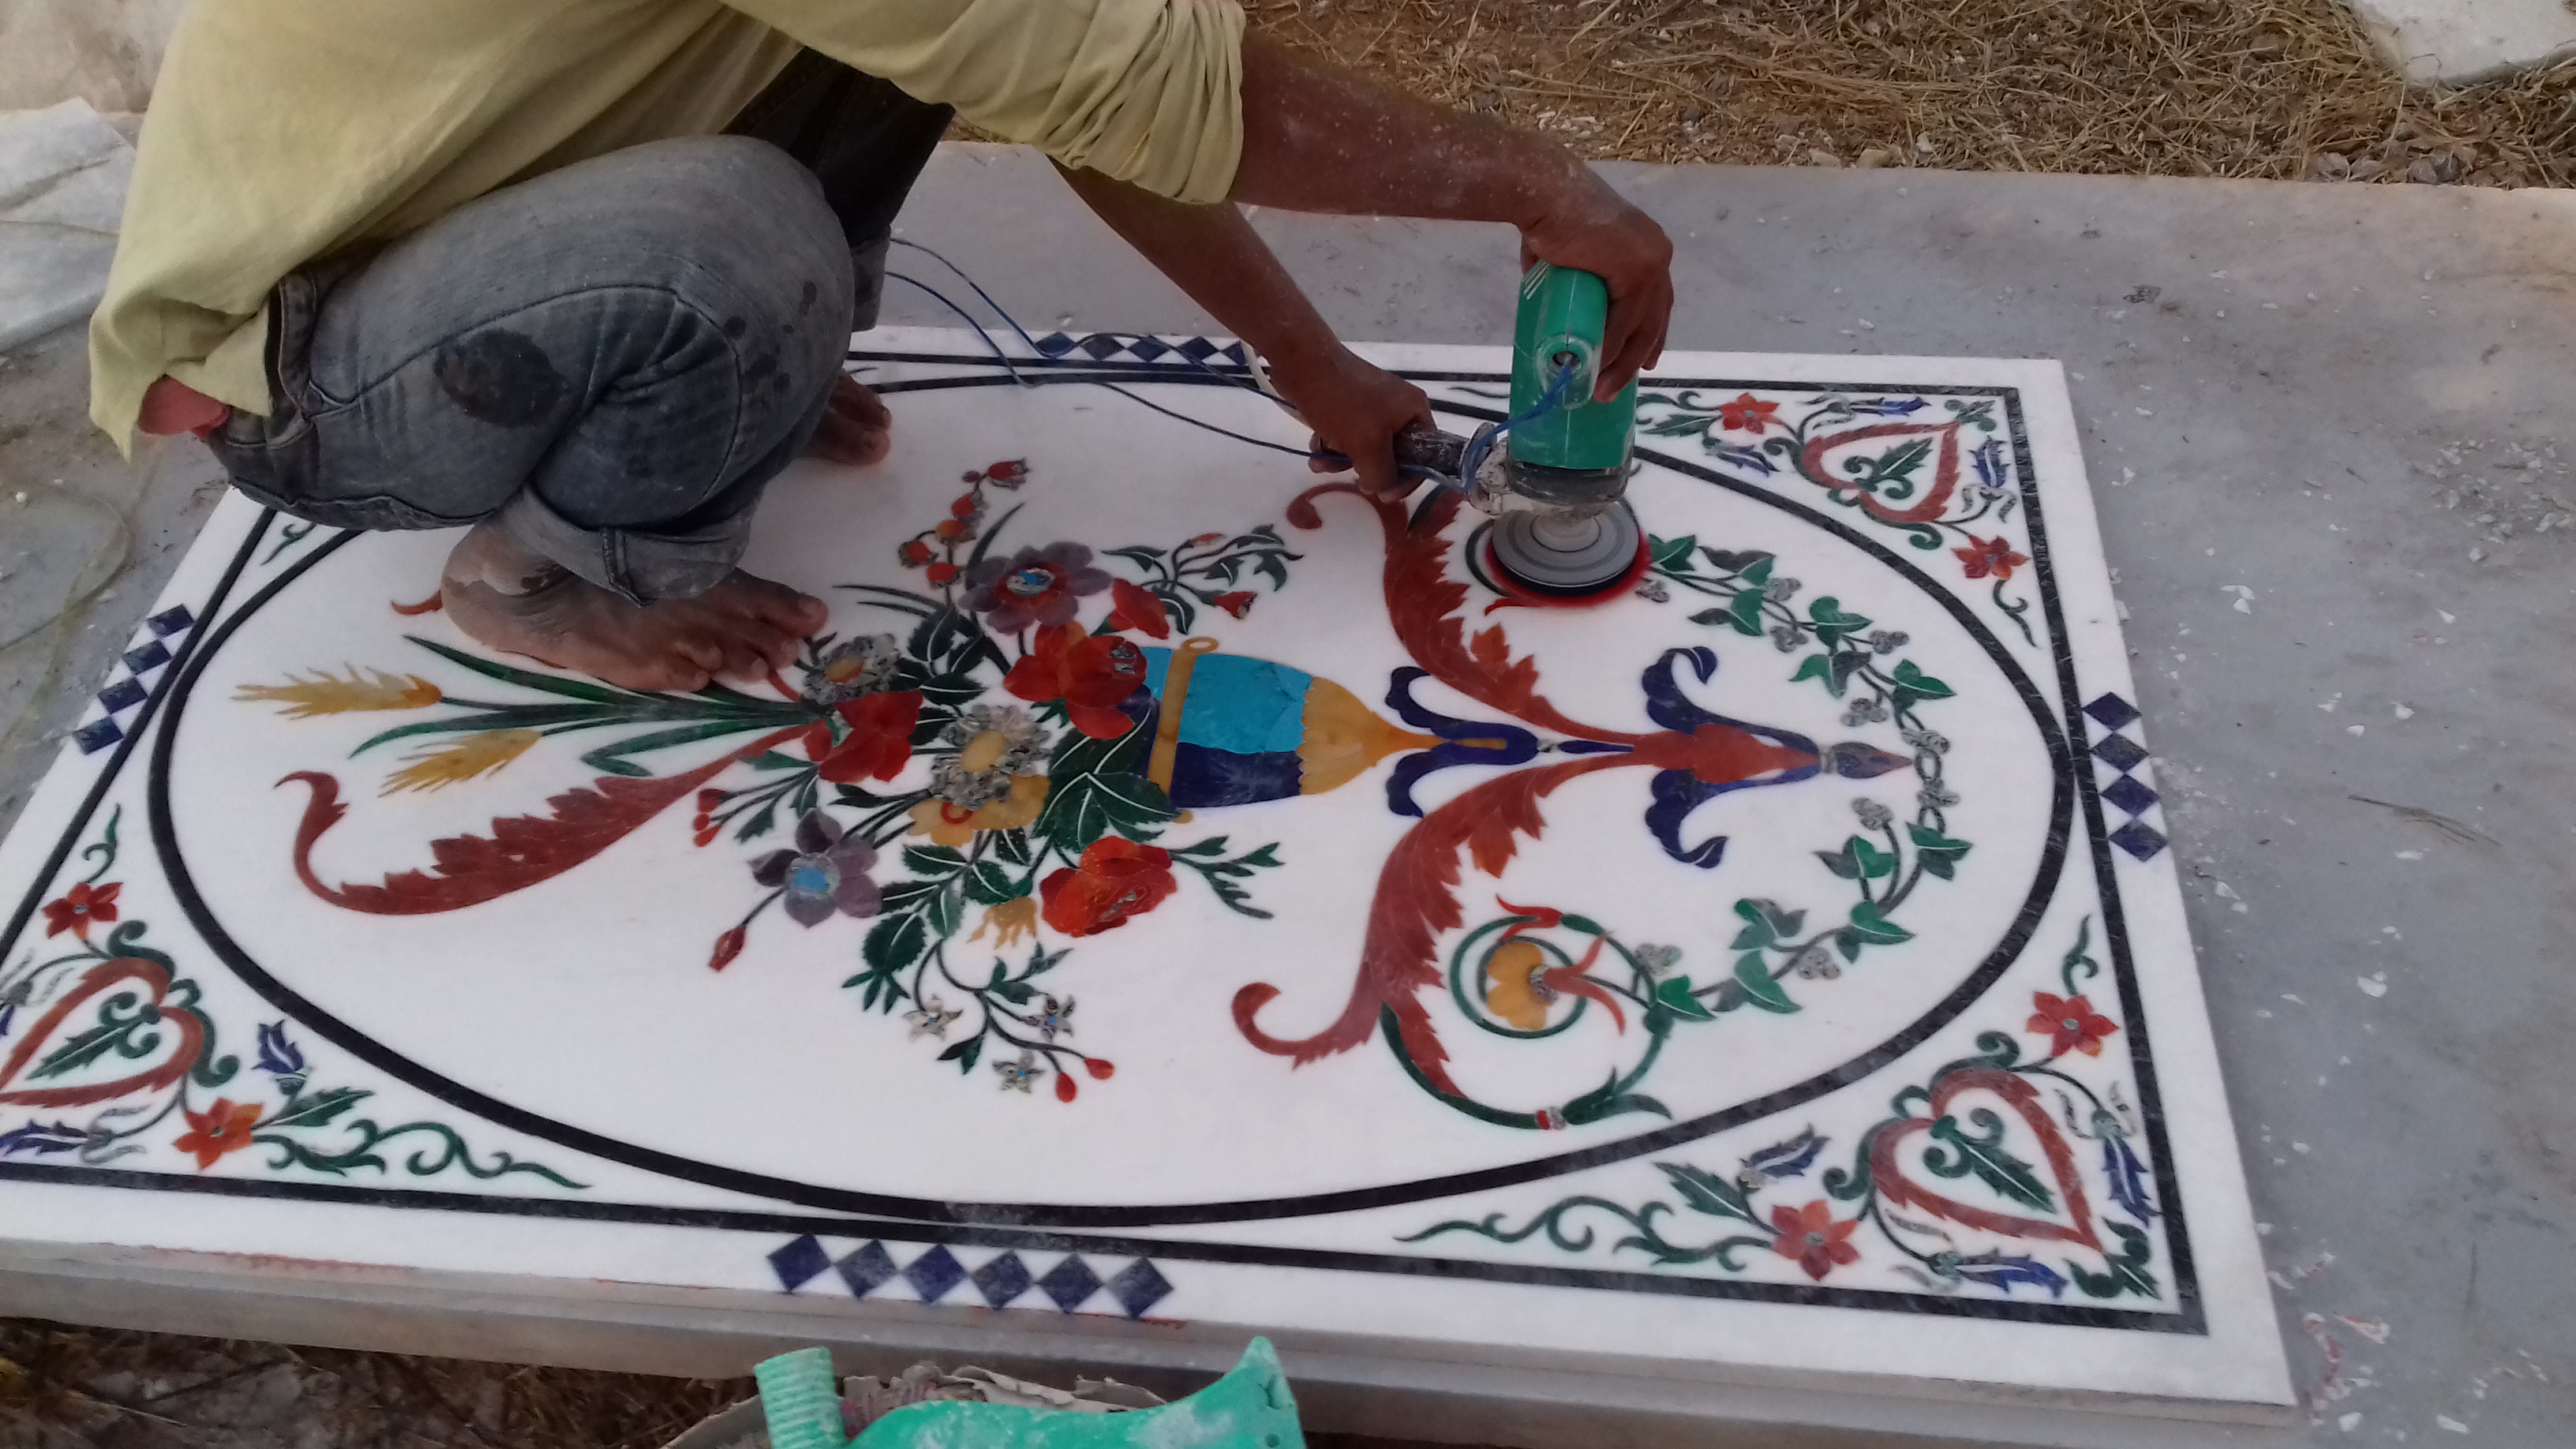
[0,99,135,352]
[4,146,2573,1445]
[0,331,226,841]
[2348,0,2576,83]
[0,0,185,113]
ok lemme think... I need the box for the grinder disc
[1488,502,1646,597]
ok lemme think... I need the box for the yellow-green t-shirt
[89,0,1245,451]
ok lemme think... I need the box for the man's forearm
[1055,164,1342,371]
[1226,32,1671,396]
[1230,33,1583,228]
[1057,162,1436,496]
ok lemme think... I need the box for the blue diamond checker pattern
[768,1234,829,1292]
[2110,819,2168,862]
[1028,333,1247,369]
[1107,1258,1173,1318]
[901,1245,967,1303]
[770,1238,1168,1316]
[835,1241,898,1297]
[2084,692,2141,731]
[2091,733,2148,773]
[972,1251,1034,1308]
[77,604,199,753]
[1036,1254,1103,1312]
[2100,776,2159,816]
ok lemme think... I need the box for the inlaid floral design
[39,882,118,941]
[751,811,882,926]
[964,543,1111,634]
[0,812,578,1188]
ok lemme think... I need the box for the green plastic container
[749,1338,1305,1449]
[754,1347,851,1449]
[1506,262,1636,484]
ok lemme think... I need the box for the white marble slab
[0,329,2290,1420]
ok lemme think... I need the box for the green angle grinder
[1388,262,1645,601]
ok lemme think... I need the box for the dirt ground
[0,1320,1425,1448]
[6,2,2570,1445]
[1252,0,2576,186]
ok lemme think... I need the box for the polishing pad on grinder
[1487,502,1646,596]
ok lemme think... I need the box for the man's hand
[1271,346,1432,500]
[1232,34,1676,397]
[1520,184,1674,401]
[1058,33,1677,498]
[1057,167,1438,497]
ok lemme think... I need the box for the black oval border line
[155,364,2076,1232]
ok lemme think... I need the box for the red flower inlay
[1107,578,1171,639]
[40,882,120,941]
[1718,392,1781,434]
[898,540,934,566]
[1953,534,2028,580]
[1211,590,1256,620]
[172,1098,262,1170]
[925,561,959,586]
[1004,623,1149,739]
[806,690,923,784]
[962,543,1111,634]
[1769,1199,1861,1281]
[1039,837,1177,937]
[708,926,747,972]
[2027,991,2118,1058]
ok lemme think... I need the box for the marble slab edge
[0,1236,2298,1447]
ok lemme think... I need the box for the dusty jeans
[207,55,950,602]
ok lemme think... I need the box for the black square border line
[0,355,2203,1337]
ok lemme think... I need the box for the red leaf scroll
[1232,755,1623,1094]
[1289,484,1645,747]
[285,725,805,915]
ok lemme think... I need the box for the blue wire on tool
[883,238,1584,491]
[882,271,1027,384]
[893,238,1285,406]
[1455,359,1581,492]
[886,262,1313,462]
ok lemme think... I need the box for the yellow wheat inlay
[381,728,540,796]
[236,668,440,718]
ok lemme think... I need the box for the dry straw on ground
[1252,0,2576,186]
[0,1320,748,1449]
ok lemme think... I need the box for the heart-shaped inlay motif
[1868,1065,2101,1251]
[0,957,205,1109]
[1798,421,1963,526]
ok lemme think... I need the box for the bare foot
[805,375,893,466]
[440,523,826,692]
